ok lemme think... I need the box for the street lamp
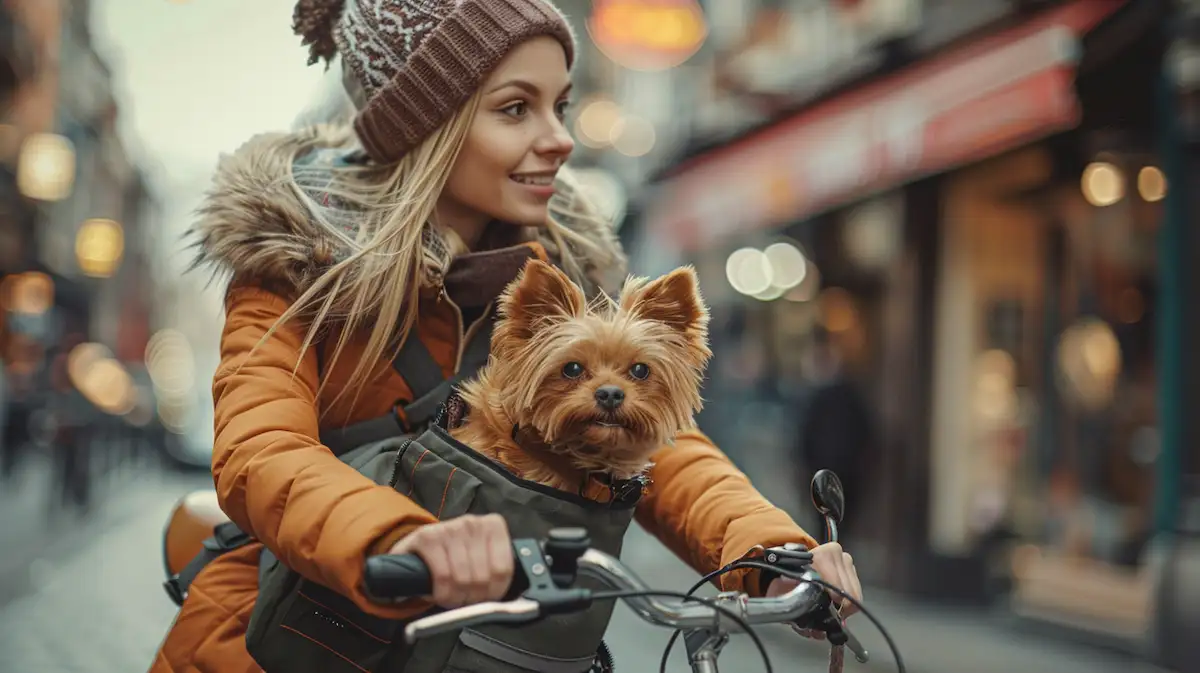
[587,0,708,71]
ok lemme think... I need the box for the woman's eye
[555,100,570,120]
[629,363,650,380]
[562,362,585,379]
[500,101,528,118]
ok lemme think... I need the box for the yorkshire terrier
[450,259,712,494]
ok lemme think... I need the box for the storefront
[645,0,1172,632]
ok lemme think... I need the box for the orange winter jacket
[150,127,816,673]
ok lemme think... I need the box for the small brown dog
[450,259,712,493]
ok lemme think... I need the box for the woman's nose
[535,118,574,158]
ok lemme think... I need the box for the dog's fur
[451,260,712,492]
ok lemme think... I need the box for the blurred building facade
[574,0,1190,656]
[0,0,161,459]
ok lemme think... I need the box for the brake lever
[403,598,540,643]
[838,617,869,663]
[822,603,869,664]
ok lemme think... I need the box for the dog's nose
[594,385,625,410]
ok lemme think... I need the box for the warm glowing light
[75,218,125,277]
[1137,166,1166,202]
[17,133,75,201]
[1081,161,1124,207]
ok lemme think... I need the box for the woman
[151,1,862,670]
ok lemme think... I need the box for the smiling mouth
[590,418,625,429]
[510,173,555,186]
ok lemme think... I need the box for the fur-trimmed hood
[186,123,627,312]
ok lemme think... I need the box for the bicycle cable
[656,560,906,673]
[799,575,905,673]
[590,588,774,673]
[736,560,905,673]
[658,566,732,673]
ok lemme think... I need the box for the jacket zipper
[441,292,492,375]
[437,287,467,372]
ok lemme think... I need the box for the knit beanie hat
[293,0,576,164]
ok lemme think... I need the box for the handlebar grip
[363,554,432,600]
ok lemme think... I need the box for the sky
[90,0,329,184]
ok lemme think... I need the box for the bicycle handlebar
[362,543,862,661]
[362,553,435,598]
[573,548,828,630]
[358,470,896,673]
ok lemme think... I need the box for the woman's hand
[766,542,862,631]
[387,514,514,608]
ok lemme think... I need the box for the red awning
[649,0,1128,252]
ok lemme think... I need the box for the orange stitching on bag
[405,449,430,497]
[298,592,392,644]
[279,625,370,673]
[435,467,458,519]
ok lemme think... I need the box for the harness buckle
[206,521,252,551]
[163,577,186,606]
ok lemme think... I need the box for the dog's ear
[620,266,708,337]
[498,259,586,341]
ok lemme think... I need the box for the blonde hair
[262,92,618,412]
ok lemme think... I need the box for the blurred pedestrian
[795,327,874,536]
[46,348,92,512]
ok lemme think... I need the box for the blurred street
[3,0,1200,672]
[0,465,1174,673]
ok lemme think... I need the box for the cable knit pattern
[324,0,576,163]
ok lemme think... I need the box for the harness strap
[319,414,406,457]
[392,316,493,433]
[317,313,493,453]
[163,521,253,606]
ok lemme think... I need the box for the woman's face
[439,36,575,239]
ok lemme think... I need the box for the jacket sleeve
[212,285,437,618]
[634,429,819,596]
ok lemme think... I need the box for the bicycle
[363,470,904,673]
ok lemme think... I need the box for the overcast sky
[90,0,327,180]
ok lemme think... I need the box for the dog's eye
[562,362,585,379]
[629,363,650,380]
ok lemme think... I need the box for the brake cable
[656,560,906,673]
[589,588,774,673]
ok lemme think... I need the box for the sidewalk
[0,462,208,673]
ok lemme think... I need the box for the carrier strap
[163,521,253,606]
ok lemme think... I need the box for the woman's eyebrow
[486,79,573,97]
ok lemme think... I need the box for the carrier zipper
[313,608,348,631]
[388,438,416,488]
[592,640,615,672]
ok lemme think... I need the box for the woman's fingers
[808,542,865,618]
[385,515,514,608]
[837,552,862,617]
[458,517,493,605]
[481,514,514,600]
